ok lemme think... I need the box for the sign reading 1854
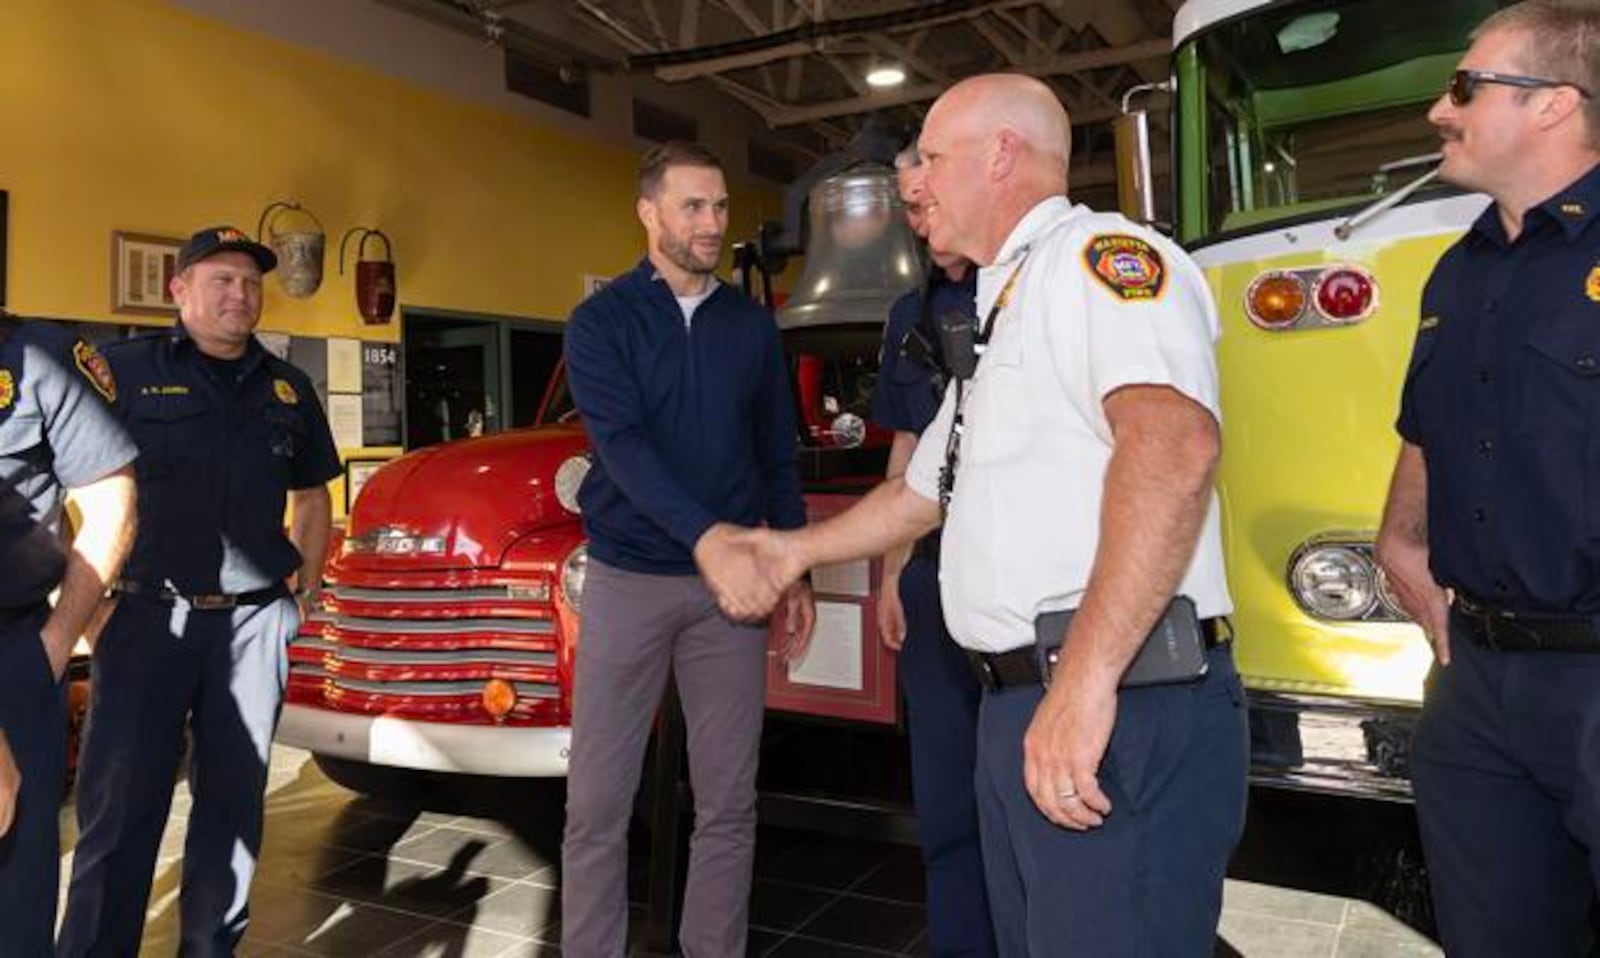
[361,340,401,446]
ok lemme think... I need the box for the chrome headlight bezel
[561,543,589,612]
[554,454,591,515]
[829,412,866,448]
[1287,535,1405,622]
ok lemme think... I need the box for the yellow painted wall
[0,0,780,338]
[0,0,783,519]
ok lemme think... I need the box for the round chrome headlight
[554,454,591,514]
[561,543,589,612]
[1375,567,1410,621]
[1290,545,1379,620]
[830,412,866,448]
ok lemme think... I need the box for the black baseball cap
[177,226,277,273]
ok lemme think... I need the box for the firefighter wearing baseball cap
[59,226,341,956]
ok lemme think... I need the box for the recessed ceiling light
[865,65,906,88]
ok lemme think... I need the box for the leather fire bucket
[339,227,396,325]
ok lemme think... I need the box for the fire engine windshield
[1177,0,1515,242]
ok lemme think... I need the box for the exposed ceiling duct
[616,0,997,78]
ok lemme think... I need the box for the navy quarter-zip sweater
[564,257,806,575]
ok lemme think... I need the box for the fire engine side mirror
[1113,82,1172,231]
[1114,109,1157,226]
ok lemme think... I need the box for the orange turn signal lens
[482,679,517,721]
[1245,272,1308,329]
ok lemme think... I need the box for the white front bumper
[276,704,571,777]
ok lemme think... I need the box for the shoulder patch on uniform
[274,378,299,405]
[0,369,13,411]
[1585,265,1600,303]
[1082,233,1166,302]
[73,341,116,403]
[1419,315,1441,331]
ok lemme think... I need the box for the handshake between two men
[688,477,946,663]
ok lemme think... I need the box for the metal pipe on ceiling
[614,0,999,74]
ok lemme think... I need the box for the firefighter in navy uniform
[870,148,995,958]
[0,311,137,955]
[58,228,341,958]
[1377,4,1600,954]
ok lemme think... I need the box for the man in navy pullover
[560,141,815,958]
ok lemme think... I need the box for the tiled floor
[54,746,1441,956]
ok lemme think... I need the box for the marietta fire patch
[73,341,116,403]
[274,378,299,405]
[1083,233,1166,302]
[0,369,13,411]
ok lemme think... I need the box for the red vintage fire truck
[277,161,922,799]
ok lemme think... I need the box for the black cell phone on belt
[1034,597,1210,689]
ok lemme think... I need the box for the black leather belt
[1453,596,1600,653]
[910,530,942,564]
[967,618,1224,692]
[113,580,287,610]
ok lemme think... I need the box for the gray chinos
[561,558,769,958]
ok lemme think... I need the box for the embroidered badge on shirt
[73,341,116,403]
[1586,266,1600,303]
[274,378,299,405]
[0,369,13,411]
[1083,234,1166,302]
[1419,315,1441,331]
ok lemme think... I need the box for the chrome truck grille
[287,576,568,726]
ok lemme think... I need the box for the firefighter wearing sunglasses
[1377,2,1600,954]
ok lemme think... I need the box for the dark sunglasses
[1448,68,1594,106]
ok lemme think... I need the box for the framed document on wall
[111,231,182,316]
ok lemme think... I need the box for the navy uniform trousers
[0,604,67,957]
[59,591,296,958]
[975,645,1248,958]
[897,555,997,957]
[1413,608,1600,957]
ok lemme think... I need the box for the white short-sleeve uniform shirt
[905,197,1232,653]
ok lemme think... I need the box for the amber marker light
[482,679,517,721]
[1245,271,1309,329]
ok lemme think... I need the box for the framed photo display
[111,231,182,316]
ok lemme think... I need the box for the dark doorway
[402,310,564,450]
[509,327,563,429]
